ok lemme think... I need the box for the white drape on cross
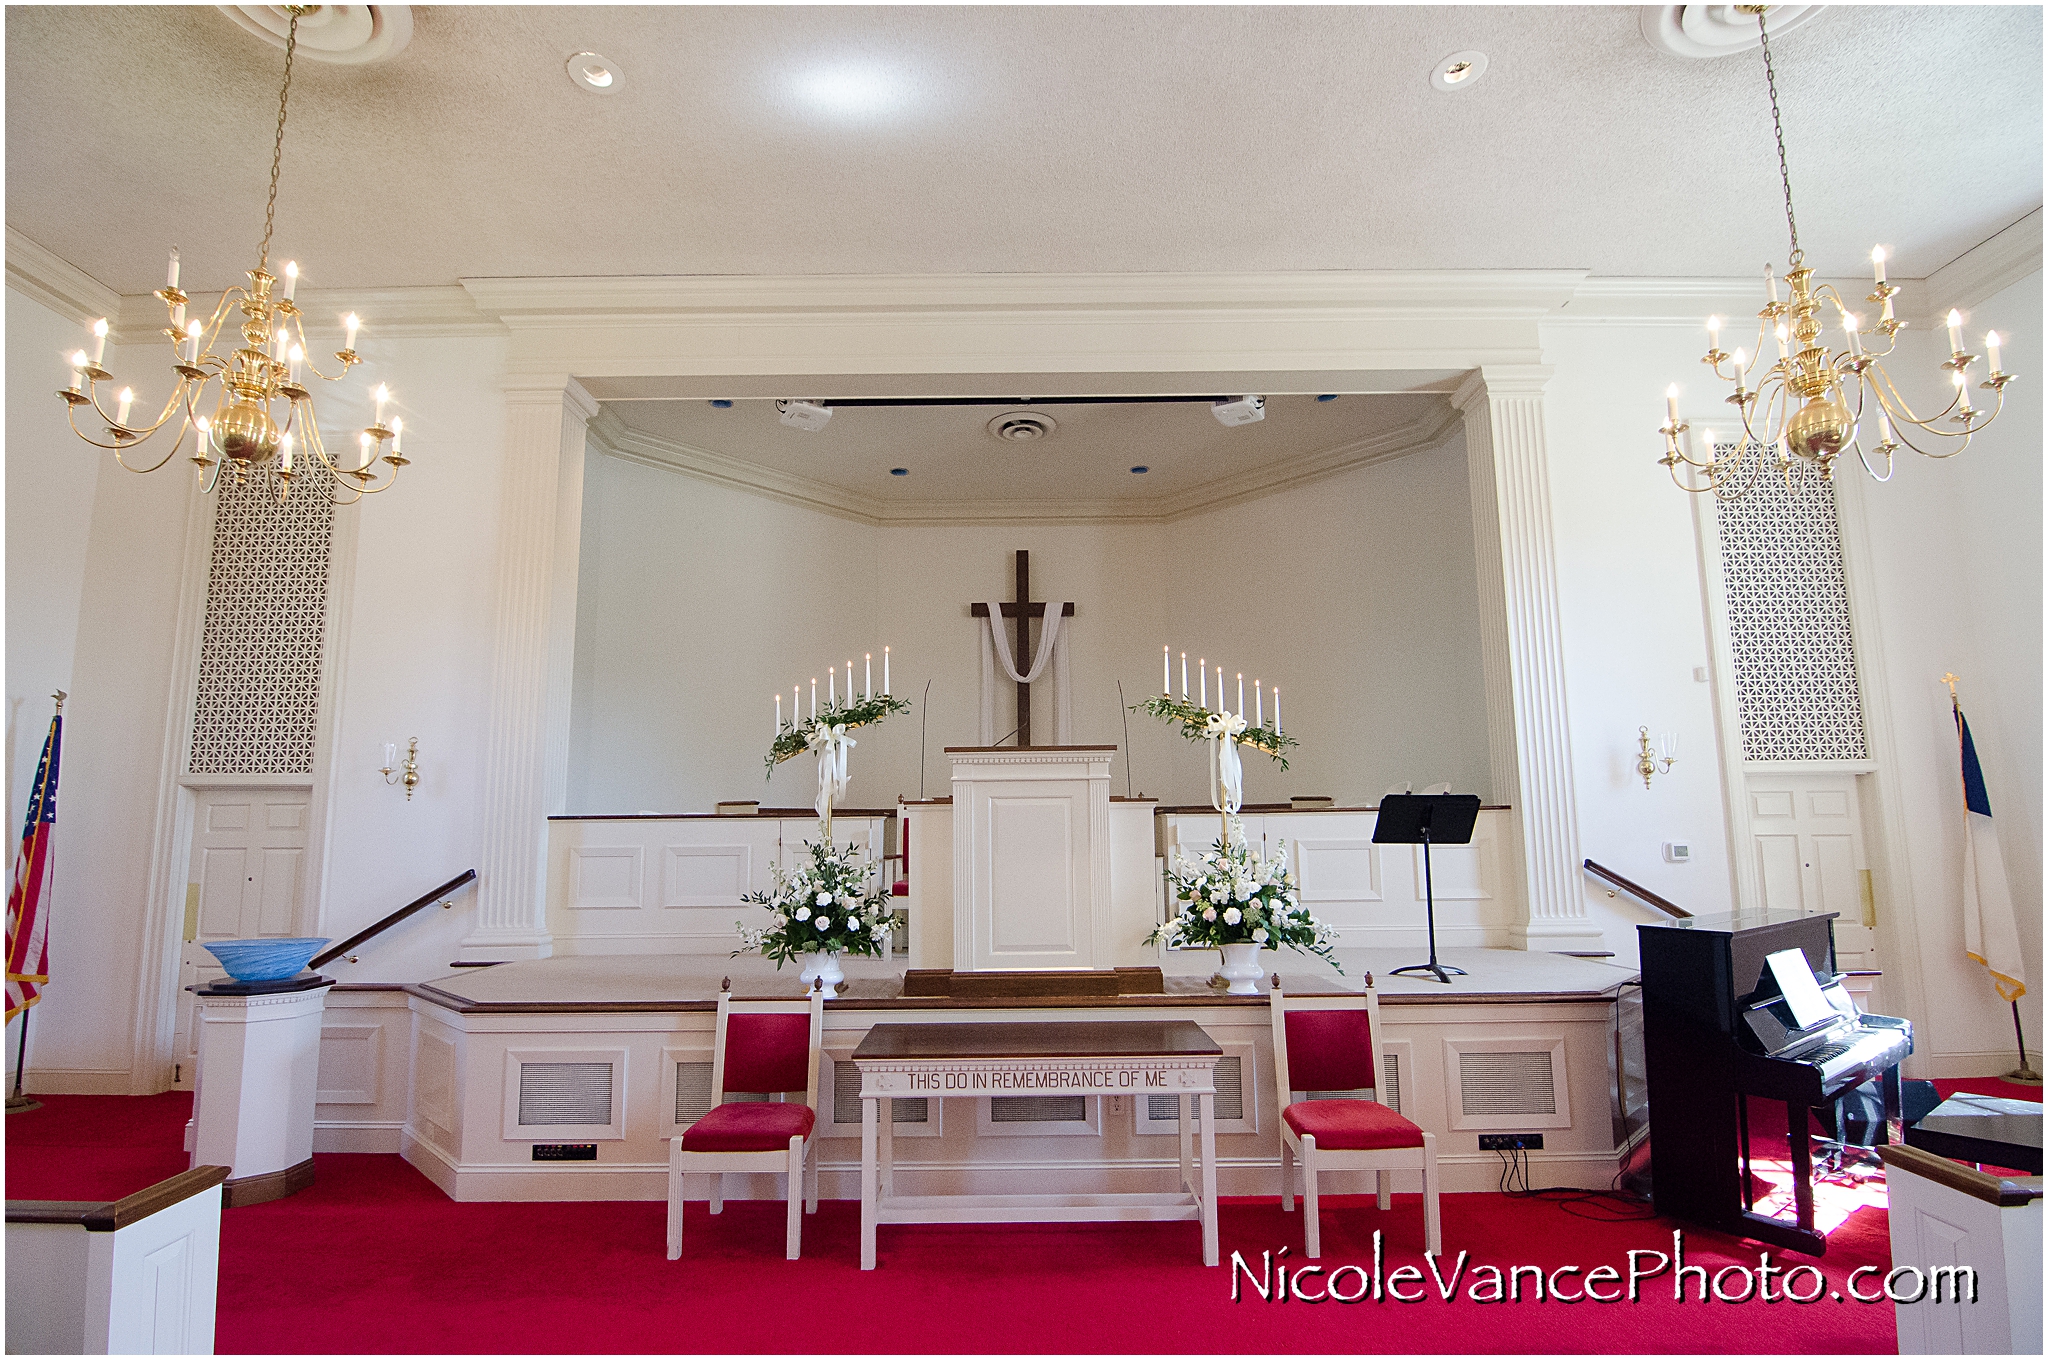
[979,600,1073,744]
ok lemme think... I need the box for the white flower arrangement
[1145,833,1341,968]
[737,840,894,965]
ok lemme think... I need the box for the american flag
[5,706,63,1021]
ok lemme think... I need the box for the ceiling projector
[1211,395,1266,427]
[776,399,833,432]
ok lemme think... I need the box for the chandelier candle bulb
[1844,314,1862,356]
[373,384,388,427]
[1664,384,1680,428]
[1878,409,1896,447]
[1955,371,1972,412]
[358,432,373,471]
[1766,264,1779,305]
[115,388,133,426]
[171,300,185,331]
[1987,332,2003,374]
[1706,315,1720,350]
[287,344,303,384]
[1947,310,1965,355]
[166,247,180,290]
[1775,324,1789,361]
[390,417,401,454]
[185,323,202,365]
[282,261,298,303]
[280,431,293,473]
[90,318,108,366]
[1871,246,1887,286]
[344,313,360,352]
[66,356,82,393]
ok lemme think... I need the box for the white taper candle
[90,318,108,366]
[1180,652,1188,700]
[883,647,890,695]
[1946,310,1964,354]
[776,692,783,734]
[1163,646,1171,695]
[1198,660,1206,708]
[1256,681,1263,728]
[1986,331,2003,374]
[167,247,180,290]
[828,667,835,705]
[1871,246,1887,286]
[1274,688,1281,736]
[1237,673,1244,717]
[866,653,872,698]
[811,679,817,719]
[116,387,133,425]
[283,261,298,302]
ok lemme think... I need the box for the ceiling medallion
[1639,4,1821,59]
[215,4,413,65]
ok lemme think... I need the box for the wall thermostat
[1662,842,1692,864]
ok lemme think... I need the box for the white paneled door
[1743,771,1880,991]
[170,787,312,1089]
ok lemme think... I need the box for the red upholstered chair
[1270,981,1441,1257]
[666,984,825,1261]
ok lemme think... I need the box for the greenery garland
[736,840,894,965]
[764,693,913,775]
[1132,695,1297,770]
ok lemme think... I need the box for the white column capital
[1451,365,1556,412]
[503,376,600,423]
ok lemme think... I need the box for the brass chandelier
[1658,7,2013,501]
[56,7,406,504]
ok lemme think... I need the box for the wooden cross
[969,549,1075,747]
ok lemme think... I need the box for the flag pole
[5,1011,35,1113]
[2007,1001,2042,1085]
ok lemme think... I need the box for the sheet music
[1765,948,1835,1031]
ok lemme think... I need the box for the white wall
[565,431,1493,817]
[1538,318,1747,955]
[6,287,196,1090]
[1843,269,2042,1071]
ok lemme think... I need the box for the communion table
[852,1020,1222,1268]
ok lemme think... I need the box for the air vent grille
[990,1095,1087,1123]
[1459,1050,1556,1116]
[675,1062,714,1125]
[833,1062,928,1125]
[1147,1054,1245,1121]
[518,1062,613,1126]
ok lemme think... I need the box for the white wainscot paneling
[317,1026,383,1104]
[315,990,415,1153]
[568,845,644,910]
[662,844,751,908]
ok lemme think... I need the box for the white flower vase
[798,950,845,992]
[1218,941,1265,996]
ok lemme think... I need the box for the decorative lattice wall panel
[188,473,334,775]
[1714,452,1868,762]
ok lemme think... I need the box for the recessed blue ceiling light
[710,399,733,408]
[1130,466,1149,474]
[890,467,909,476]
[1317,394,1339,402]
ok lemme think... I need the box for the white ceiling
[6,5,2040,297]
[601,391,1454,515]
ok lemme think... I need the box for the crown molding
[1918,208,2042,322]
[5,227,121,327]
[462,270,1589,323]
[107,283,501,345]
[587,399,1462,529]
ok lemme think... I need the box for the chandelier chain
[1755,9,1802,268]
[258,11,301,272]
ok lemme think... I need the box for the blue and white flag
[1956,705,2027,1003]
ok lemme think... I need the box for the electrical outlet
[1478,1133,1544,1151]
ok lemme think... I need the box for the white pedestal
[191,979,333,1206]
[948,746,1115,971]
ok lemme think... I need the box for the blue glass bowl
[200,937,329,983]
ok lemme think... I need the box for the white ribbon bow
[1205,711,1246,817]
[807,723,856,821]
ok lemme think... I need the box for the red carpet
[30,1086,2042,1352]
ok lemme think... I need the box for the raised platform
[406,947,1636,1012]
[368,949,1642,1203]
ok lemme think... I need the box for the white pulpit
[947,745,1115,971]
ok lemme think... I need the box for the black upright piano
[1638,910,1912,1255]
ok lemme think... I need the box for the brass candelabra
[52,7,407,505]
[1657,6,2012,502]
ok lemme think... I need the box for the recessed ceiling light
[987,411,1057,442]
[709,399,733,409]
[1430,50,1488,92]
[889,467,909,477]
[567,51,621,95]
[1130,466,1150,474]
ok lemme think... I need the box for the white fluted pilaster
[464,378,598,959]
[1455,367,1599,948]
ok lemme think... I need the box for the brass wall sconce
[1637,727,1676,789]
[381,738,420,800]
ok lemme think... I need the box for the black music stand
[1374,793,1482,985]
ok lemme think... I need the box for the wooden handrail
[310,869,477,969]
[7,1166,230,1231]
[1583,859,1692,918]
